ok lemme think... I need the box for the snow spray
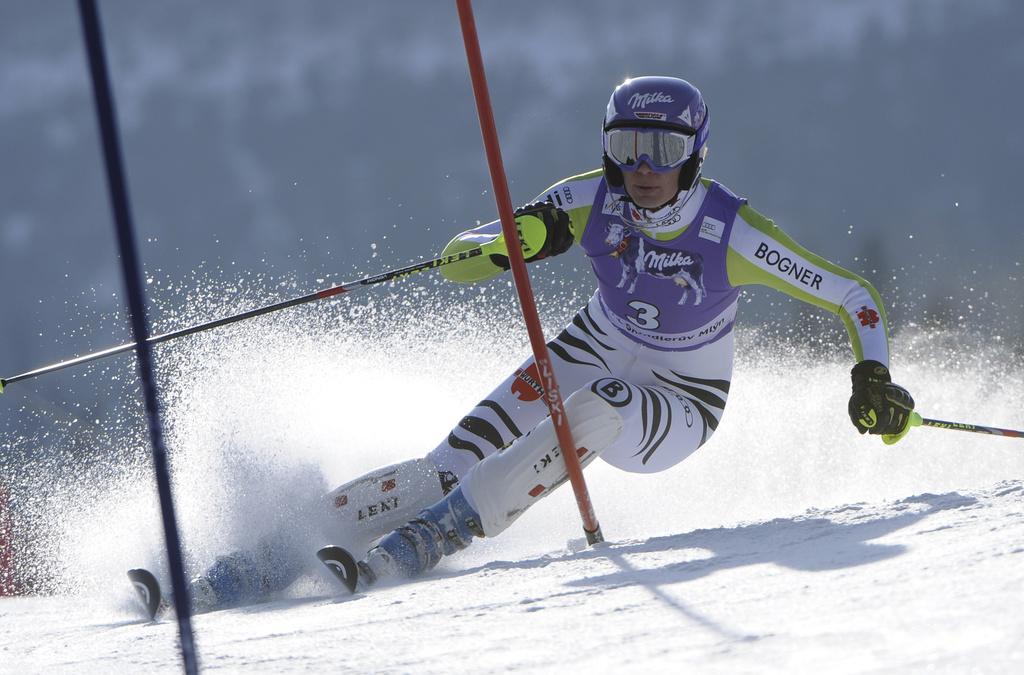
[3,274,1022,601]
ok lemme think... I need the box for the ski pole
[0,243,494,393]
[910,412,1023,439]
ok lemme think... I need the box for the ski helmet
[602,76,710,193]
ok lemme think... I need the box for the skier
[186,76,915,607]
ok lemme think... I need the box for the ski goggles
[604,127,695,172]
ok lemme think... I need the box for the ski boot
[358,486,484,587]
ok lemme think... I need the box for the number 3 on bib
[627,300,660,329]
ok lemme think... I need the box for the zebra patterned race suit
[342,167,893,585]
[426,172,889,492]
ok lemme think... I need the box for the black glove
[489,201,573,270]
[848,360,915,436]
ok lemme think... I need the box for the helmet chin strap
[626,189,683,213]
[623,172,701,216]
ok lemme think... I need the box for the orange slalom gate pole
[454,0,603,544]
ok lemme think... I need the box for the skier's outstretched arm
[437,170,601,283]
[725,205,915,443]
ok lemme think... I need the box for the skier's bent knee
[460,383,627,538]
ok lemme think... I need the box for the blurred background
[1,1,1021,593]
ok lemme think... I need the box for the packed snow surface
[1,288,1022,673]
[3,481,1023,673]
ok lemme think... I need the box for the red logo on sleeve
[857,306,880,329]
[511,363,544,402]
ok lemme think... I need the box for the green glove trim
[478,236,506,258]
[515,214,549,260]
[473,215,548,260]
[882,411,922,445]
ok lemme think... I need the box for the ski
[127,568,164,620]
[317,545,360,593]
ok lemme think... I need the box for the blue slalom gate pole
[76,2,199,672]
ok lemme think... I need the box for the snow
[1,295,1022,673]
[2,481,1022,672]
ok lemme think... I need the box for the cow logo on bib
[604,222,706,306]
